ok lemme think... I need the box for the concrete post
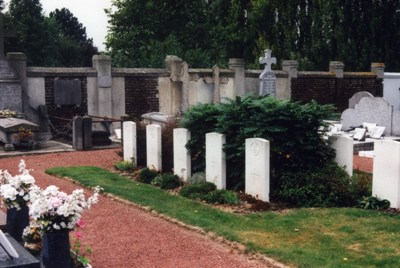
[282,60,298,100]
[329,61,344,78]
[228,58,245,97]
[371,62,385,79]
[92,55,112,118]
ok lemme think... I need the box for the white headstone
[328,135,353,176]
[373,140,400,208]
[205,132,226,189]
[245,138,270,202]
[123,121,137,163]
[173,128,191,181]
[146,124,162,171]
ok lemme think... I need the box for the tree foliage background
[105,0,400,71]
[3,0,98,66]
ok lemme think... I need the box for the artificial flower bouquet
[29,185,101,233]
[0,160,36,210]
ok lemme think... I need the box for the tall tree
[49,8,98,66]
[5,1,97,66]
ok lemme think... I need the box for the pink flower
[75,232,83,239]
[76,219,85,228]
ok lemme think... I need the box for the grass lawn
[46,166,400,268]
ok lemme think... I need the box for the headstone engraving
[205,132,226,189]
[245,138,270,202]
[173,128,191,181]
[123,121,137,163]
[373,140,400,208]
[259,49,277,96]
[328,135,353,176]
[146,124,162,171]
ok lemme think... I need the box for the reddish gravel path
[0,149,278,268]
[353,155,373,173]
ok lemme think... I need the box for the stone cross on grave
[259,49,276,73]
[0,12,17,59]
[259,49,277,96]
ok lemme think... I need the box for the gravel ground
[0,149,282,268]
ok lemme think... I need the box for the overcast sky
[4,0,112,51]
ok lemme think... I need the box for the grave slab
[205,132,226,189]
[245,138,270,202]
[173,128,191,181]
[0,233,40,268]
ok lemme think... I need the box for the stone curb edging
[62,176,291,268]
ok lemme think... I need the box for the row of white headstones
[123,121,400,207]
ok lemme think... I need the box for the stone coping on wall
[245,70,288,78]
[112,68,169,77]
[27,67,97,77]
[343,72,377,78]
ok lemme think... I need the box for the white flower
[19,174,35,185]
[0,185,18,200]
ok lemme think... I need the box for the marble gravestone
[245,138,270,202]
[173,128,191,182]
[146,124,162,171]
[205,132,226,190]
[259,49,277,96]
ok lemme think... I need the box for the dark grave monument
[0,231,40,268]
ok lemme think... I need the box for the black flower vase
[42,231,71,268]
[6,204,29,242]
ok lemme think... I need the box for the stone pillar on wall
[371,63,385,79]
[229,58,245,97]
[282,60,298,100]
[329,61,344,78]
[92,55,112,118]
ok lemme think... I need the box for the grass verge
[46,166,400,268]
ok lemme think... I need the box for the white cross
[259,49,276,73]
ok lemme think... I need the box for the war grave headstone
[173,128,191,181]
[328,135,353,176]
[373,140,400,208]
[146,124,162,171]
[245,138,270,202]
[259,49,277,96]
[123,121,137,163]
[205,132,226,189]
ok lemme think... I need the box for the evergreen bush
[179,182,216,200]
[151,173,181,189]
[180,95,357,207]
[138,168,158,184]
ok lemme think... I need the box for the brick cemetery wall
[124,76,159,120]
[291,73,383,112]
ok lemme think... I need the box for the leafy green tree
[49,8,98,66]
[5,1,97,66]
